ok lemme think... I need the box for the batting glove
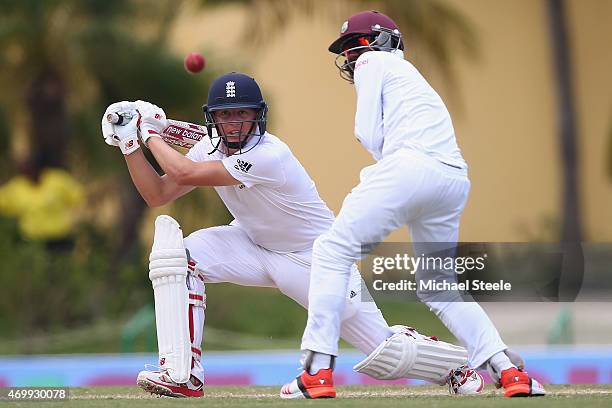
[101,101,137,147]
[134,100,168,146]
[111,113,140,155]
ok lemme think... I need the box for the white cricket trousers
[301,149,507,368]
[183,225,393,383]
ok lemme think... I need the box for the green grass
[4,385,612,408]
[0,284,454,355]
[0,319,298,355]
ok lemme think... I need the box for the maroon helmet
[329,10,403,82]
[328,10,403,55]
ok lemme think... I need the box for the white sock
[489,351,515,374]
[308,352,332,375]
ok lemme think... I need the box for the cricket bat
[106,112,206,148]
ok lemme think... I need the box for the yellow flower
[0,168,85,240]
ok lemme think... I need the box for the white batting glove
[111,114,140,155]
[134,100,168,146]
[101,101,137,147]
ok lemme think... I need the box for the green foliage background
[0,0,488,355]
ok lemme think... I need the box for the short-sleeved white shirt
[353,50,467,169]
[186,132,334,253]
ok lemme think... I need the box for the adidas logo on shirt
[235,159,253,173]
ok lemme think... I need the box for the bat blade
[159,119,207,148]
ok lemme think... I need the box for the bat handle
[106,112,134,125]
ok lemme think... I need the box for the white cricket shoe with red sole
[137,370,203,398]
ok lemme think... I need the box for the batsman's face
[213,108,258,142]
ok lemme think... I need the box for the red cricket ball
[184,52,205,74]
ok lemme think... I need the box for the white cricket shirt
[353,50,467,169]
[186,132,334,253]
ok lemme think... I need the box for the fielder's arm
[147,137,240,187]
[124,149,195,207]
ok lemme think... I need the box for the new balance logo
[226,81,236,98]
[234,159,253,173]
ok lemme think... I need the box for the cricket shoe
[499,367,546,397]
[279,368,336,399]
[137,370,203,398]
[447,365,485,395]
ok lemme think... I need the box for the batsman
[101,72,475,398]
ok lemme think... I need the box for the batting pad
[149,215,191,384]
[353,325,468,384]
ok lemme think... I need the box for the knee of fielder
[415,268,463,311]
[312,232,356,270]
[310,234,355,296]
[417,292,464,319]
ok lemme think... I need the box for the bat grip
[106,112,134,125]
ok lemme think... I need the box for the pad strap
[186,257,206,378]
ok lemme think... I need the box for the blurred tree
[0,0,240,337]
[210,0,478,96]
[0,0,224,269]
[546,0,583,302]
[607,114,612,182]
[546,0,582,245]
[0,108,9,177]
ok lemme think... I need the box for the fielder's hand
[101,101,140,155]
[134,100,168,146]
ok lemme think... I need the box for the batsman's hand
[111,113,141,155]
[101,101,140,155]
[135,100,168,146]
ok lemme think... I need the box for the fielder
[284,11,547,398]
[101,72,474,398]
